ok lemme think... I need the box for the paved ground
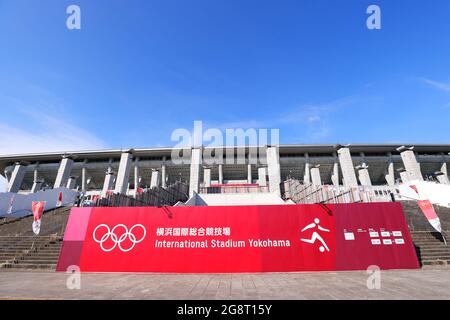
[0,267,450,300]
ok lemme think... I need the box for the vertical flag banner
[409,185,442,233]
[31,201,45,235]
[56,191,63,207]
[417,200,442,233]
[7,194,14,214]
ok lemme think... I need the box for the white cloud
[278,96,357,125]
[421,78,450,92]
[0,87,107,156]
[307,115,321,123]
[0,116,106,155]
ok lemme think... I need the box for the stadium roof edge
[0,143,450,161]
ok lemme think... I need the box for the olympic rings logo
[93,224,146,252]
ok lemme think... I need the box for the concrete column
[436,172,450,184]
[150,169,160,188]
[53,156,74,188]
[79,166,86,192]
[398,168,409,183]
[101,169,116,197]
[356,164,372,186]
[336,146,358,188]
[203,167,211,187]
[385,161,395,187]
[114,151,133,194]
[397,146,423,181]
[304,153,311,184]
[266,146,281,197]
[189,148,202,197]
[304,164,311,184]
[218,164,223,184]
[436,163,450,184]
[310,165,322,186]
[133,158,140,198]
[31,164,42,193]
[4,169,11,184]
[258,167,267,186]
[7,162,27,193]
[330,162,339,187]
[161,164,167,188]
[247,164,252,184]
[31,180,43,193]
[66,176,77,189]
[33,167,38,183]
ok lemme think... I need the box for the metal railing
[94,181,189,207]
[282,178,400,204]
[199,185,269,194]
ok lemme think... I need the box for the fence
[94,181,189,207]
[282,178,399,205]
[199,185,270,194]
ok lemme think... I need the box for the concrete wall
[0,187,78,217]
[194,193,289,206]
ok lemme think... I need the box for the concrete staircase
[401,201,450,266]
[411,231,450,266]
[1,201,450,270]
[0,206,71,270]
[0,236,62,270]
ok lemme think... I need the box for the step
[19,255,60,260]
[419,254,450,259]
[421,260,450,266]
[14,259,58,265]
[414,243,448,247]
[2,263,56,270]
[416,250,450,256]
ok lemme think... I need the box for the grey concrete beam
[161,164,167,188]
[356,163,372,186]
[114,151,133,194]
[258,167,267,187]
[267,146,281,196]
[150,169,160,188]
[336,146,358,188]
[31,179,44,193]
[66,176,77,189]
[203,167,211,187]
[53,156,74,188]
[397,146,423,181]
[247,164,252,184]
[218,164,223,184]
[385,161,395,187]
[81,167,87,192]
[101,168,116,197]
[7,162,28,193]
[310,165,322,186]
[189,148,202,197]
[331,162,339,187]
[436,163,450,184]
[304,154,311,184]
[133,158,140,198]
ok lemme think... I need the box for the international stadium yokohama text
[154,239,291,248]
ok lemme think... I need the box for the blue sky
[1,0,450,155]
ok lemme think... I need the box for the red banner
[31,201,45,235]
[32,201,45,221]
[417,200,442,232]
[56,191,63,207]
[57,203,419,273]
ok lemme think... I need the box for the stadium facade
[1,143,450,273]
[1,143,450,205]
